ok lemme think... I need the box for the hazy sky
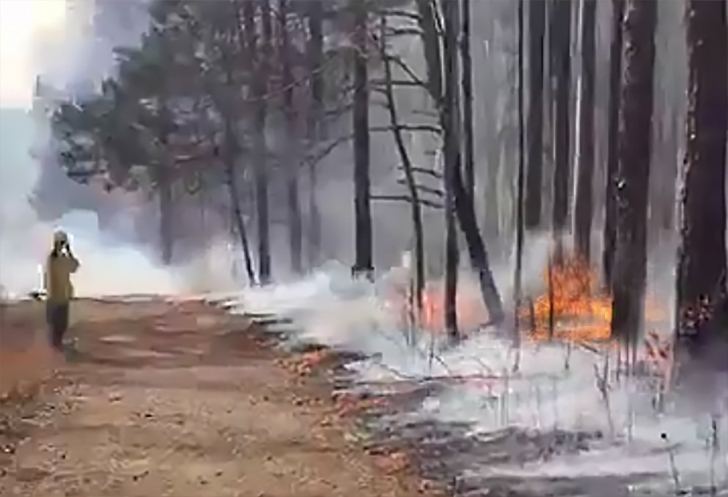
[0,0,67,108]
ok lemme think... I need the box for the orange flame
[522,253,666,343]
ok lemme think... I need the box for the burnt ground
[0,298,439,497]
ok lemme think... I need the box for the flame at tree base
[521,252,666,344]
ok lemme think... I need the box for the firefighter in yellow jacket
[43,230,80,351]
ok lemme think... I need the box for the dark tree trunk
[573,0,597,261]
[602,0,625,288]
[551,0,572,233]
[461,0,475,197]
[609,0,657,348]
[513,0,526,369]
[244,1,271,285]
[676,0,728,351]
[223,117,256,286]
[442,0,461,340]
[280,0,303,275]
[223,2,256,285]
[525,0,546,230]
[307,0,324,269]
[352,0,373,276]
[380,17,425,322]
[418,0,504,327]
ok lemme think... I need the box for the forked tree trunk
[418,0,504,327]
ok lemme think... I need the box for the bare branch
[383,27,424,38]
[370,124,442,135]
[371,194,443,209]
[409,166,442,179]
[379,9,422,22]
[382,54,429,89]
[395,177,443,197]
[371,80,426,88]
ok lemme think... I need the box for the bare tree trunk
[418,0,504,326]
[573,0,597,261]
[244,1,271,285]
[676,0,728,353]
[222,2,256,285]
[461,0,475,197]
[525,0,546,230]
[280,0,303,275]
[352,0,373,277]
[442,0,461,341]
[551,0,572,236]
[609,0,657,351]
[307,1,324,269]
[602,0,625,288]
[513,0,526,371]
[381,18,425,321]
[223,118,256,286]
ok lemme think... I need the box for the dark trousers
[46,302,70,350]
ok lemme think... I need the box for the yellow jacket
[44,252,80,303]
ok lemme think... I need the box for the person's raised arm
[66,245,80,273]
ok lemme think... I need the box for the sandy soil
[0,298,434,497]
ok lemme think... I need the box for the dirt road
[0,298,431,497]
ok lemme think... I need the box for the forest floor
[0,298,438,497]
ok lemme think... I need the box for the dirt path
[0,298,431,497]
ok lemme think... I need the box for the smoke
[0,0,238,299]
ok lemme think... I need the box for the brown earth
[0,298,438,497]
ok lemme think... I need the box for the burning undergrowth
[213,261,728,496]
[520,252,667,344]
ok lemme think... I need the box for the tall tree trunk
[602,0,625,288]
[223,117,256,285]
[307,0,324,268]
[609,0,657,350]
[442,0,461,340]
[418,0,504,326]
[573,0,597,261]
[525,0,546,230]
[551,0,572,235]
[352,0,373,277]
[223,2,256,285]
[676,0,728,352]
[244,1,271,285]
[280,0,303,275]
[461,0,475,197]
[381,18,425,323]
[513,0,526,370]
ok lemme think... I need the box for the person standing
[43,230,80,351]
